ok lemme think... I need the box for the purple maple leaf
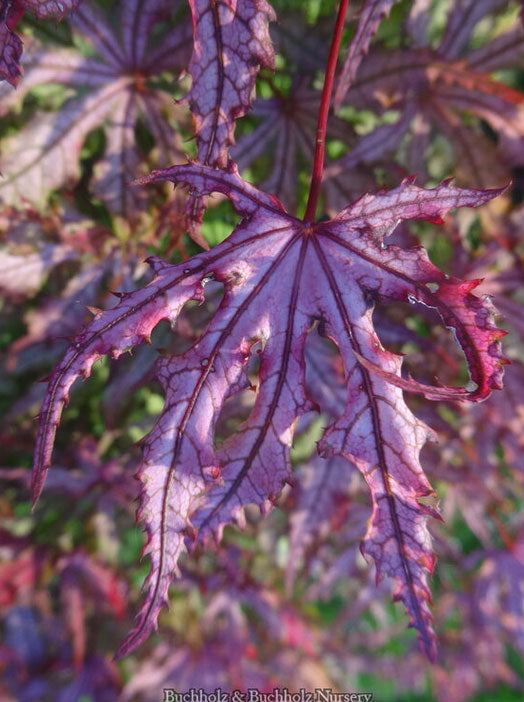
[0,0,192,218]
[31,162,506,660]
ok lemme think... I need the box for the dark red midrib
[468,35,524,70]
[127,232,304,646]
[439,1,476,58]
[74,8,124,68]
[34,223,296,490]
[272,119,293,199]
[312,236,435,655]
[197,236,310,532]
[318,228,486,391]
[205,0,225,165]
[129,0,146,69]
[117,92,138,216]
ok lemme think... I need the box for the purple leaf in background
[0,11,23,86]
[334,0,398,110]
[233,79,361,214]
[20,1,82,19]
[328,1,524,193]
[438,0,509,59]
[287,453,356,592]
[0,0,192,218]
[0,243,76,298]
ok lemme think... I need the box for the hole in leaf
[304,325,346,420]
[102,340,165,429]
[373,301,469,389]
[214,388,257,447]
[134,115,155,156]
[213,339,262,447]
[201,200,241,249]
[174,280,225,354]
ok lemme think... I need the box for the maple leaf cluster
[0,0,523,699]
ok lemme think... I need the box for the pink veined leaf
[183,0,275,239]
[32,164,506,659]
[333,0,398,111]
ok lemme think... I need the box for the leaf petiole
[303,0,349,223]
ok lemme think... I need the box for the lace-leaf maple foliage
[32,158,506,658]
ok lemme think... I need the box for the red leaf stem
[303,0,350,222]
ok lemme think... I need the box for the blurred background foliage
[0,0,524,700]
